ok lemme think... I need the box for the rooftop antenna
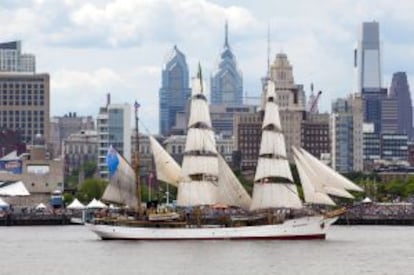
[224,20,229,47]
[267,23,271,78]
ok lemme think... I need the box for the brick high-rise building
[301,113,330,159]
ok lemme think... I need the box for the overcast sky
[2,0,414,134]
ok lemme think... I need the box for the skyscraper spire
[267,23,271,78]
[224,20,229,47]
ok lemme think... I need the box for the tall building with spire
[389,72,413,139]
[210,21,243,106]
[159,45,191,136]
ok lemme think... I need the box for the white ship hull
[87,215,338,240]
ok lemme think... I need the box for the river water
[0,225,413,275]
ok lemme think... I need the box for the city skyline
[2,0,414,133]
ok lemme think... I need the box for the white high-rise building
[0,41,35,73]
[97,99,131,179]
[330,94,363,172]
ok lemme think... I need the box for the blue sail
[102,146,138,210]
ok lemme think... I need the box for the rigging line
[285,182,300,197]
[138,119,152,135]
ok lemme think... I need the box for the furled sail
[299,148,363,192]
[254,158,293,182]
[217,154,252,210]
[177,65,219,206]
[293,148,336,205]
[259,130,287,157]
[250,80,302,210]
[176,181,219,206]
[184,128,217,153]
[102,146,138,210]
[188,98,212,128]
[149,136,181,187]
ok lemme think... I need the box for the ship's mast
[134,101,142,216]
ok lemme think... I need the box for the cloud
[50,68,124,115]
[37,0,257,48]
[3,0,414,133]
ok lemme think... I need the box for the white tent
[87,198,107,209]
[35,203,47,210]
[0,150,18,161]
[67,198,85,210]
[0,198,9,207]
[0,181,30,196]
[362,197,372,203]
[109,204,120,210]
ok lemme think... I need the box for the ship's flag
[106,145,119,177]
[134,101,140,110]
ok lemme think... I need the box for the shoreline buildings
[355,22,413,169]
[50,113,95,157]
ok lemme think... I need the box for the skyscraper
[389,72,413,139]
[356,21,386,133]
[357,22,381,93]
[159,45,191,136]
[210,21,243,106]
[0,41,35,73]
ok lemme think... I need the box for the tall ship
[87,66,363,240]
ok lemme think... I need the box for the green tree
[76,178,107,203]
[403,176,414,198]
[66,169,79,189]
[234,170,253,195]
[63,192,74,205]
[83,161,97,178]
[383,178,405,200]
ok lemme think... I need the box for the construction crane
[310,90,322,113]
